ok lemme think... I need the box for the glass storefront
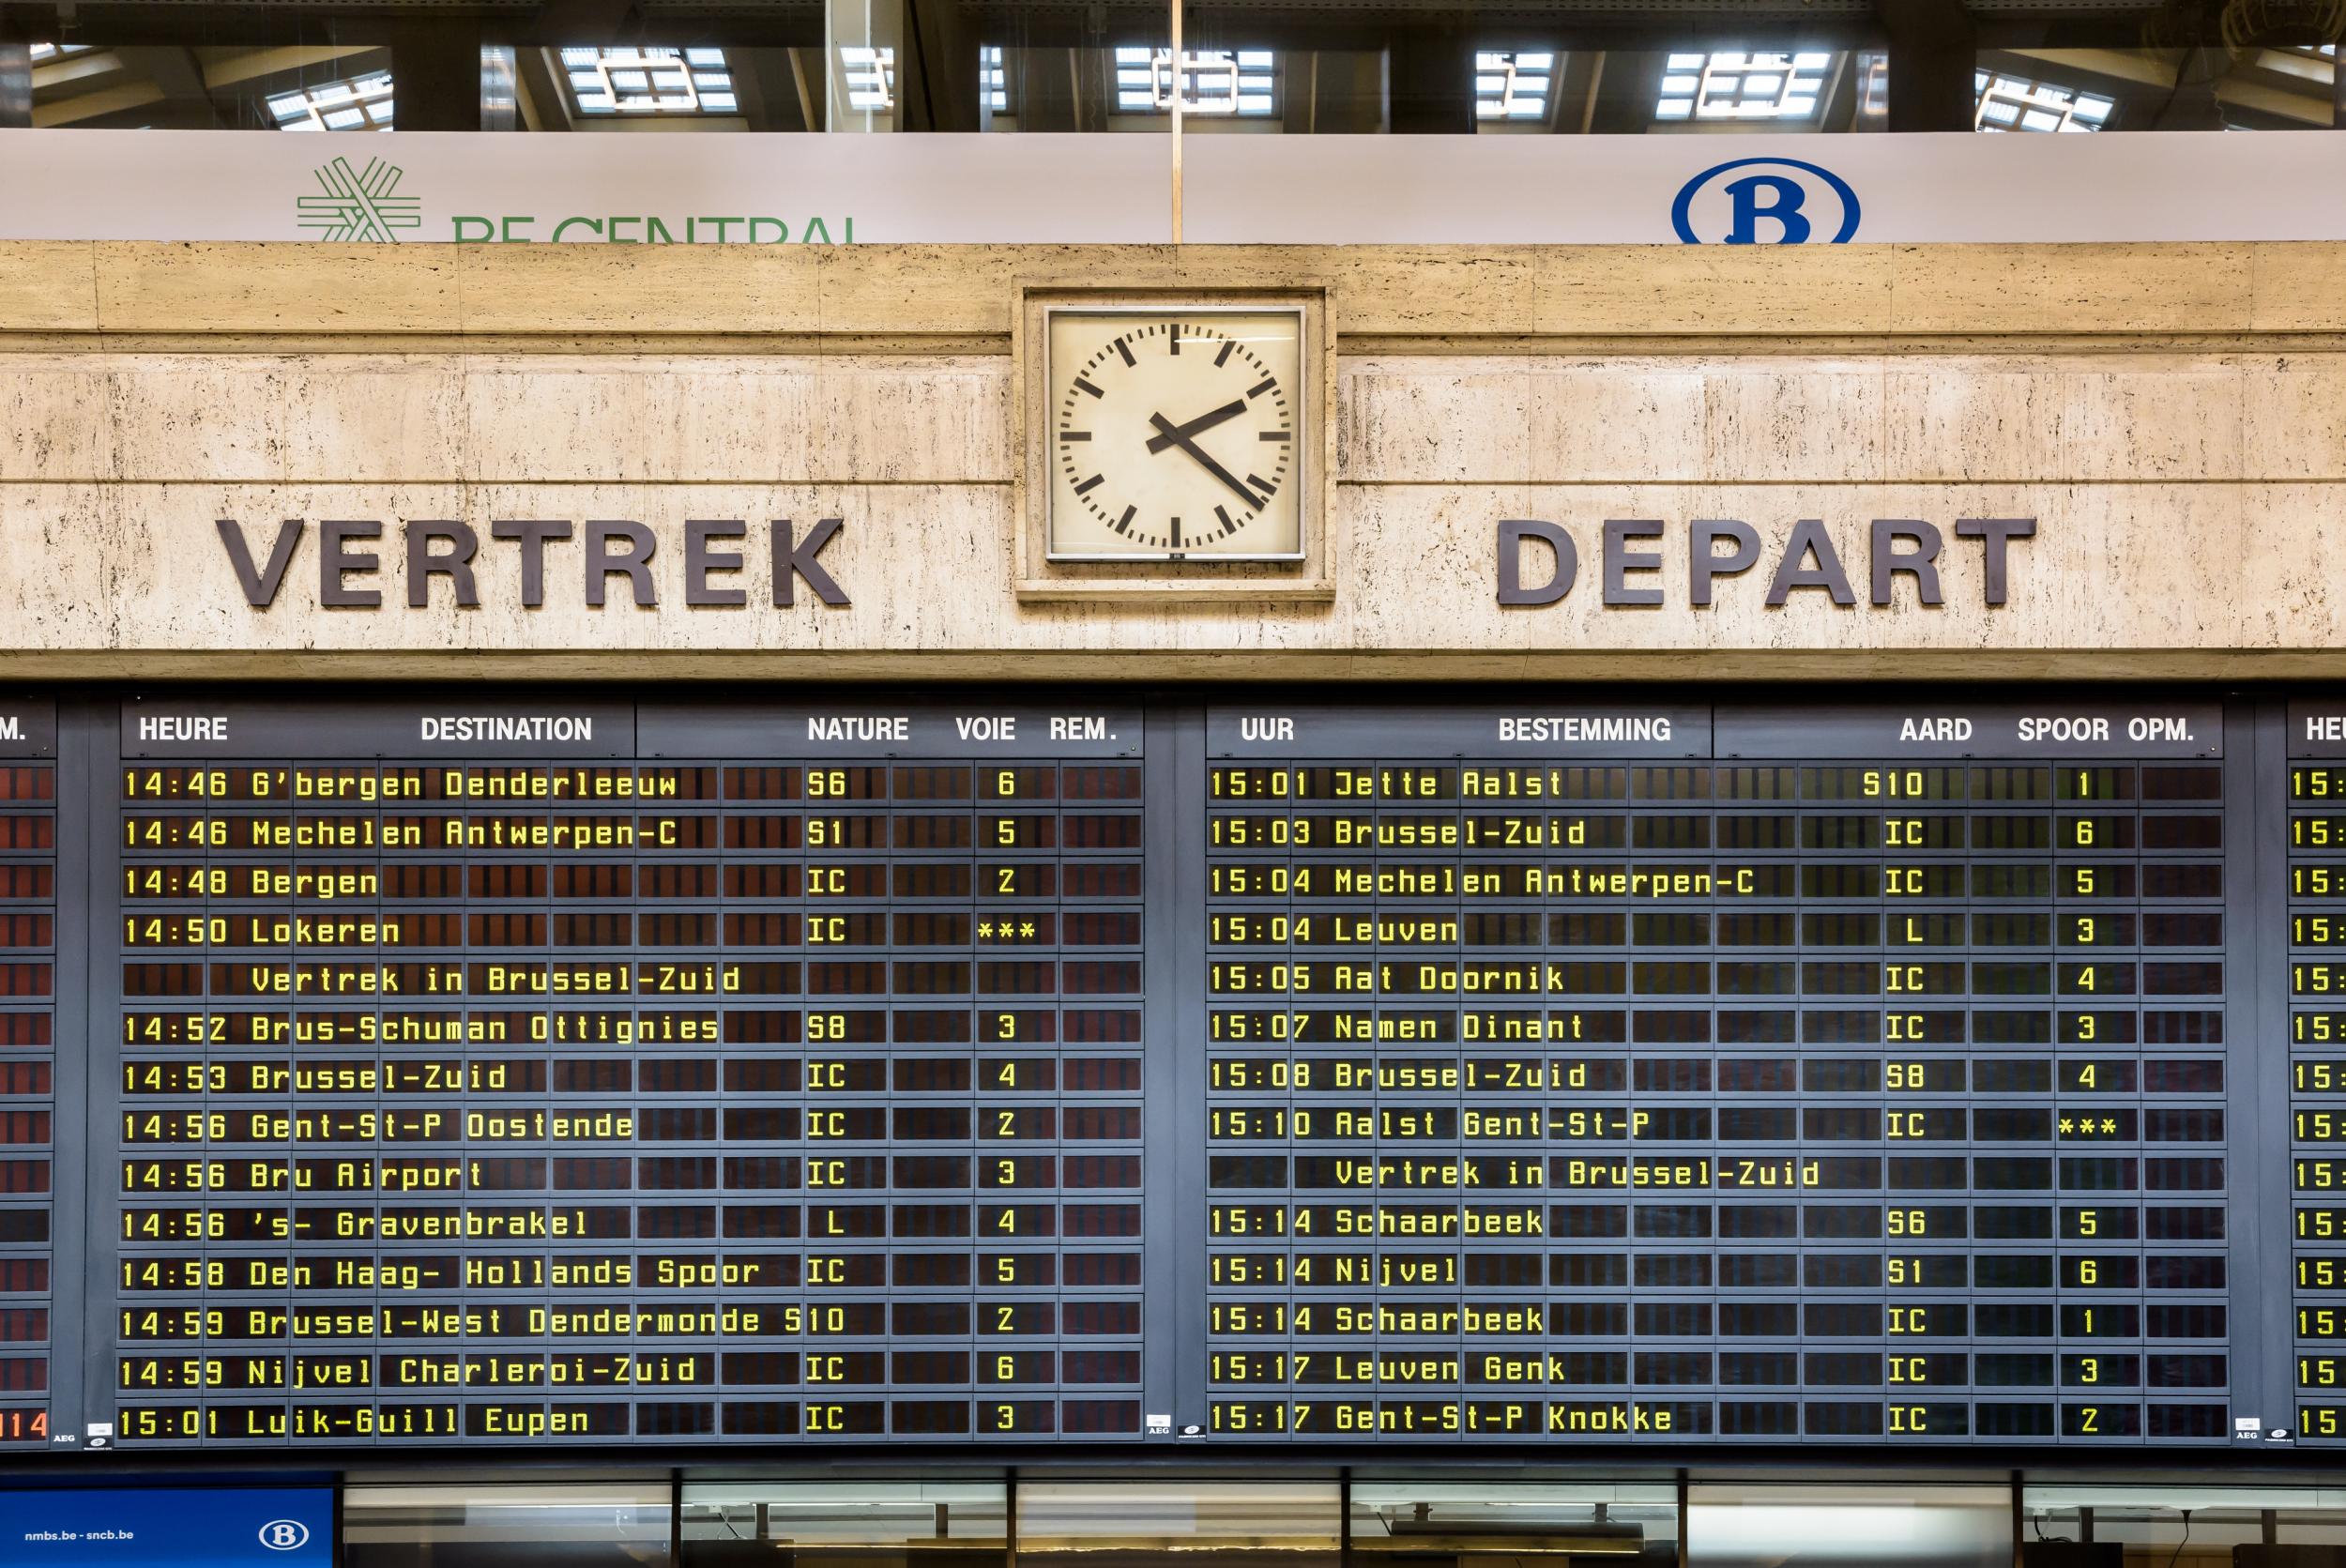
[306,1474,2346,1568]
[1686,1484,2009,1568]
[681,1481,1009,1568]
[1353,1482,1679,1567]
[1020,1481,1342,1568]
[2018,1484,2346,1566]
[344,1478,677,1568]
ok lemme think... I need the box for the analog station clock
[1042,305,1307,562]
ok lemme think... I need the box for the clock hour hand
[1148,412,1265,510]
[1144,399,1249,455]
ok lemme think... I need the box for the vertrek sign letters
[214,518,850,610]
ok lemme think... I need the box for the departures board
[0,690,2343,1453]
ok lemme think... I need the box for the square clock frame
[1014,287,1333,602]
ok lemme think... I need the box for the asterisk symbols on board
[2057,1115,2124,1136]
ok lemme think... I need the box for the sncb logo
[259,1519,312,1551]
[1670,157,1861,245]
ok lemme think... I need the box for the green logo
[297,156,421,241]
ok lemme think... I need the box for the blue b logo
[1670,158,1861,245]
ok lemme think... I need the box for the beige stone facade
[3,239,2342,679]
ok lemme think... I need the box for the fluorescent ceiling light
[1654,48,1839,123]
[981,44,1007,114]
[1475,51,1556,121]
[563,45,739,116]
[838,44,894,113]
[267,71,396,131]
[1973,69,2113,132]
[1112,48,1277,116]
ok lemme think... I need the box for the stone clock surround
[0,239,2342,680]
[1040,305,1307,564]
[1018,288,1332,600]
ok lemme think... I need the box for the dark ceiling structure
[0,0,2337,131]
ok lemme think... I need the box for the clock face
[1044,307,1305,561]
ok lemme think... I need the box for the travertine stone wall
[2,241,2342,679]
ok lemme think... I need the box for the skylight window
[28,42,95,63]
[981,45,1007,114]
[267,72,396,131]
[839,45,895,113]
[562,46,737,115]
[1857,51,1888,122]
[1973,70,2112,131]
[1656,50,1835,121]
[1112,48,1276,116]
[1474,52,1555,121]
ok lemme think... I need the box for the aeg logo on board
[297,156,422,242]
[292,153,852,244]
[1670,157,1862,245]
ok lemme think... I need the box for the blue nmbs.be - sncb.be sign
[1671,157,1862,244]
[0,1487,331,1566]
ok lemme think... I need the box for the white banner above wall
[6,128,2346,245]
[1181,131,2346,244]
[0,130,1173,244]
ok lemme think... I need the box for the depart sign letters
[1496,518,2040,608]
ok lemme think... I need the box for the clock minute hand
[1144,399,1249,455]
[1148,413,1265,510]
